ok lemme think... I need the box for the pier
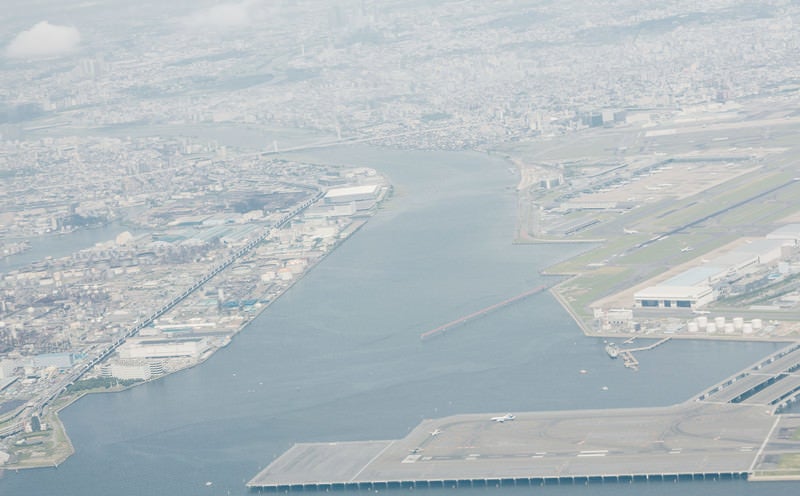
[420,285,548,340]
[617,337,671,370]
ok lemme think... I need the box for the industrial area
[0,154,389,468]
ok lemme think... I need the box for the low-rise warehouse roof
[325,184,379,198]
[766,224,800,241]
[634,285,713,300]
[662,266,726,287]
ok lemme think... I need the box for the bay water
[2,145,795,495]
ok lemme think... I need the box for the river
[1,144,796,495]
[0,221,139,275]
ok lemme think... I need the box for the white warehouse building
[324,184,379,204]
[634,285,714,309]
[766,224,800,244]
[118,337,209,360]
[109,360,152,381]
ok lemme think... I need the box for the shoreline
[1,189,389,471]
[549,274,800,343]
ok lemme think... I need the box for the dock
[618,337,671,370]
[248,343,800,491]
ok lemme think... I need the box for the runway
[248,402,800,490]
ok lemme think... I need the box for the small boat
[605,343,620,359]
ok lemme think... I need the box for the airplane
[430,429,442,437]
[409,447,423,454]
[623,228,638,234]
[491,413,516,423]
[681,246,693,252]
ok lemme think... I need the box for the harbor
[605,337,672,370]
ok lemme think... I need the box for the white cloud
[6,21,81,59]
[181,2,254,30]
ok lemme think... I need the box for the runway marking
[739,446,754,452]
[349,441,394,481]
[577,450,608,458]
[402,455,421,464]
[749,416,781,473]
[669,448,682,455]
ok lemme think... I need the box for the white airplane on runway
[491,413,516,422]
[430,429,442,436]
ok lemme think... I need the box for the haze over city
[1,1,800,495]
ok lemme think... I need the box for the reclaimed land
[498,106,800,343]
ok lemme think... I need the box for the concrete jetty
[618,337,671,370]
[420,285,548,340]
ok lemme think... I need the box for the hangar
[634,285,714,309]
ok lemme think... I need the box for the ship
[605,342,620,359]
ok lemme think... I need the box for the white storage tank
[697,316,708,328]
[724,323,735,334]
[742,323,754,335]
[752,318,763,330]
[687,322,699,333]
[714,316,726,328]
[733,317,744,330]
[706,323,717,334]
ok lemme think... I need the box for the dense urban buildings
[1,0,800,482]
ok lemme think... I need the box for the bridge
[697,342,800,412]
